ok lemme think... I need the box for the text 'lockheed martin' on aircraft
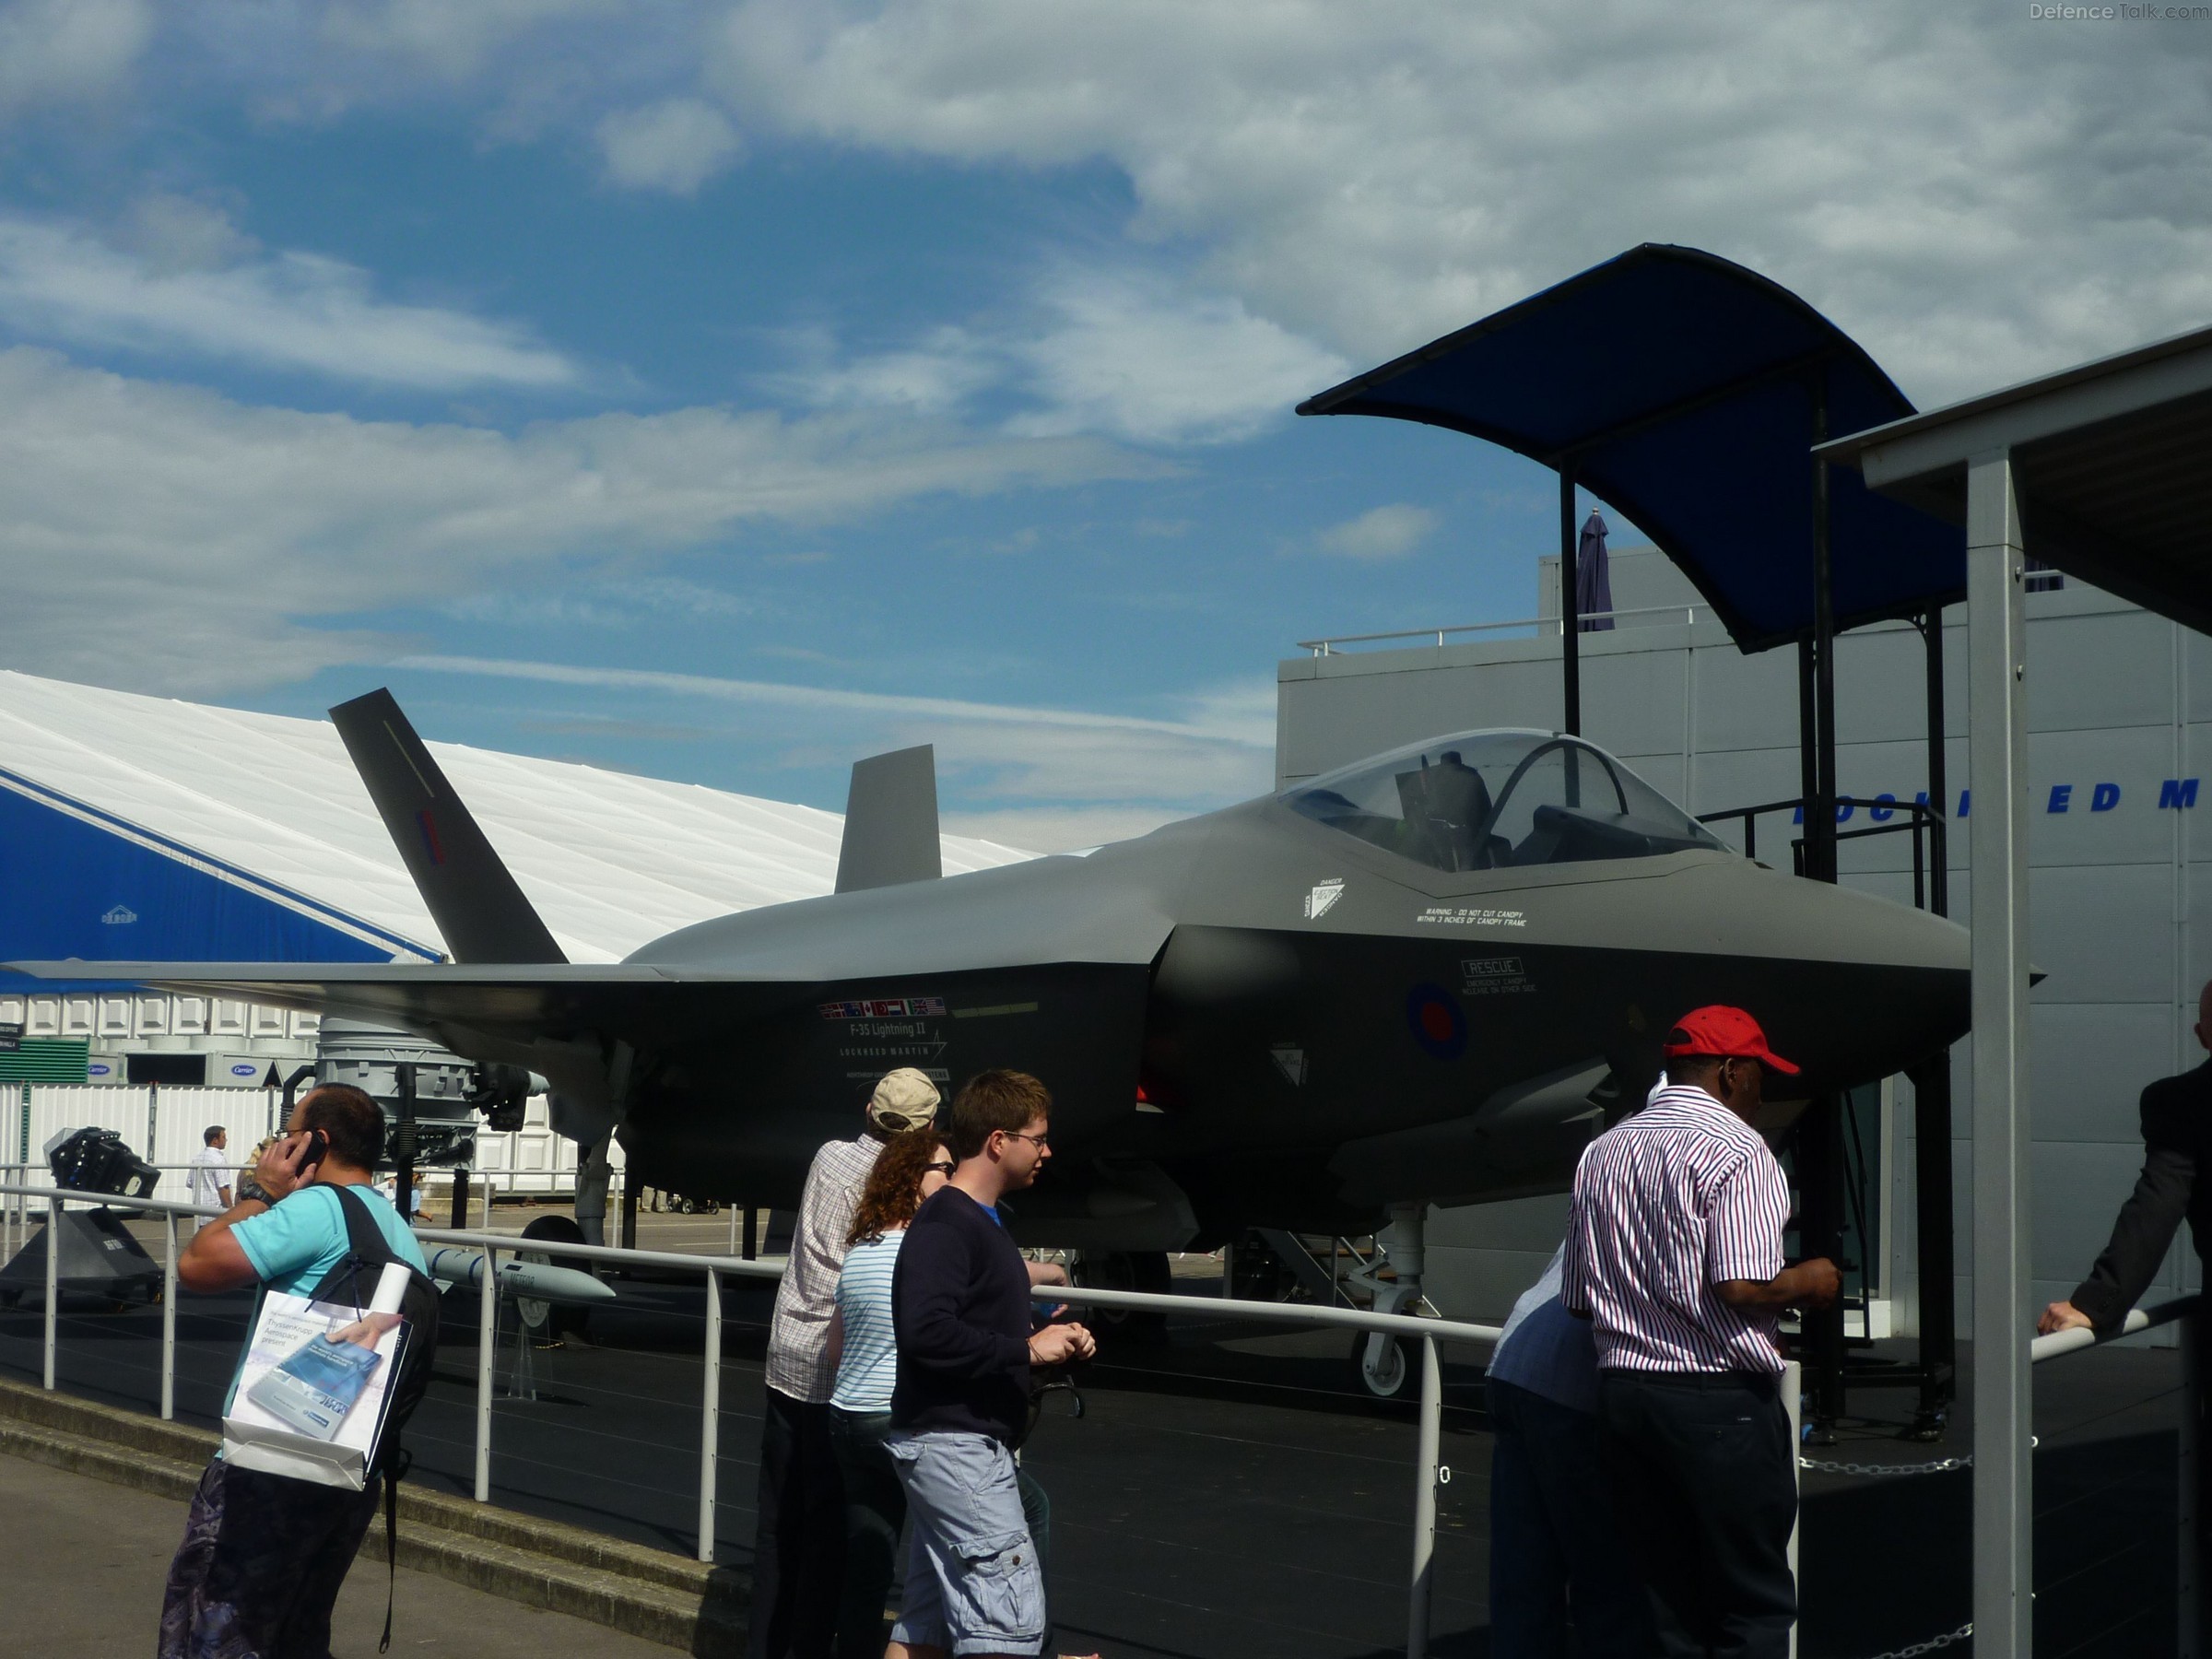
[15,692,1970,1394]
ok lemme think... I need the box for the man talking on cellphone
[159,1084,428,1658]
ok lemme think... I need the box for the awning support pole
[1912,609,1958,1438]
[1560,468,1581,735]
[1801,377,1846,1432]
[1967,450,2032,1654]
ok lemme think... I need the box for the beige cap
[868,1067,941,1133]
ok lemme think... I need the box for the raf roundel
[1405,983,1468,1060]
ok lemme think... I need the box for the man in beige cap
[748,1068,941,1659]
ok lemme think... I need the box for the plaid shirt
[765,1132,885,1403]
[1562,1084,1791,1376]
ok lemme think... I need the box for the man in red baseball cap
[1562,1005,1837,1659]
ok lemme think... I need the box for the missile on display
[421,1246,617,1306]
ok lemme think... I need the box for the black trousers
[747,1390,846,1659]
[1596,1370,1795,1659]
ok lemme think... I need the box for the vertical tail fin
[834,744,942,894]
[329,689,567,964]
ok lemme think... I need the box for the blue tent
[1298,243,1964,653]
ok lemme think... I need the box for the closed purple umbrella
[1575,510,1613,630]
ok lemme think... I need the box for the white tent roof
[0,671,1033,964]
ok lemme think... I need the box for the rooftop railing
[1297,603,1710,656]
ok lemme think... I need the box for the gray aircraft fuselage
[19,728,1970,1251]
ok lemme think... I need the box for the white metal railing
[0,1182,1500,1658]
[1298,603,1710,656]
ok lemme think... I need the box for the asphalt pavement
[0,1451,676,1658]
[0,1205,2187,1658]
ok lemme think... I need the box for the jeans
[747,1390,845,1659]
[829,1408,906,1659]
[1597,1371,1795,1659]
[1487,1379,1653,1657]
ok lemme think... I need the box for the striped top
[831,1230,906,1413]
[1561,1084,1791,1376]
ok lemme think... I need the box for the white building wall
[0,1083,601,1202]
[1280,551,2202,1329]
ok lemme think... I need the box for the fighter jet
[14,694,1967,1382]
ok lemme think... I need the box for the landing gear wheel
[1349,1332,1418,1400]
[518,1214,590,1345]
[1072,1251,1171,1344]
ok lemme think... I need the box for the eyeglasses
[924,1160,956,1175]
[997,1131,1051,1149]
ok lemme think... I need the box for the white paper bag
[222,1262,411,1490]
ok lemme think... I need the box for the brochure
[222,1262,411,1490]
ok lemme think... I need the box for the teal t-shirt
[231,1182,427,1296]
[222,1182,429,1426]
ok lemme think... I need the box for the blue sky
[0,2,2205,848]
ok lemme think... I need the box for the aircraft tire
[1348,1332,1419,1401]
[518,1213,591,1343]
[1072,1251,1171,1345]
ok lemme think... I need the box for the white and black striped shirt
[1562,1084,1791,1376]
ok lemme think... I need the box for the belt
[1600,1369,1781,1394]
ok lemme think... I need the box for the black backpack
[303,1183,441,1653]
[303,1182,441,1478]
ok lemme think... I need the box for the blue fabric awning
[1298,244,1965,653]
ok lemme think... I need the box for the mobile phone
[296,1129,329,1168]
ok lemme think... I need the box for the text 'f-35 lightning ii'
[15,693,1969,1359]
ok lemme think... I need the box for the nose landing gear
[1346,1201,1428,1400]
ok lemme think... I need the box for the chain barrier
[1798,1431,2038,1478]
[1846,1619,1973,1659]
[1798,1453,1971,1477]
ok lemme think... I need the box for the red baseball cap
[1661,1006,1801,1075]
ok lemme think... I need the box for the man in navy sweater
[888,1070,1094,1659]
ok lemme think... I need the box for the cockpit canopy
[1283,729,1729,874]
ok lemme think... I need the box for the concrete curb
[0,1377,747,1655]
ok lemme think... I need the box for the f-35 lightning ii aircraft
[16,692,1968,1387]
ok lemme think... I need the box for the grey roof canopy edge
[1819,320,2212,636]
[1814,319,2212,480]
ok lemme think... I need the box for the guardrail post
[1406,1334,1441,1659]
[1784,1359,1802,1659]
[699,1267,722,1564]
[42,1194,58,1390]
[476,1243,496,1502]
[160,1209,178,1420]
[2185,1310,2205,1659]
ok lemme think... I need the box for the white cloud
[318,0,631,80]
[597,96,745,193]
[0,210,576,390]
[0,347,1156,694]
[778,271,1345,446]
[395,655,1277,835]
[0,0,152,113]
[1007,270,1347,447]
[1312,503,1436,561]
[710,0,2212,405]
[770,324,998,416]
